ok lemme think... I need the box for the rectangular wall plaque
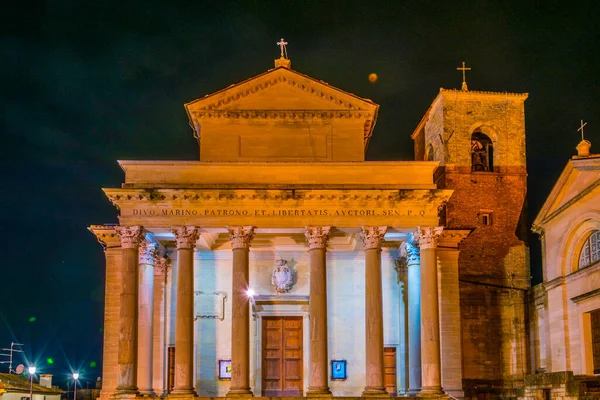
[194,291,228,320]
[331,360,347,380]
[218,360,232,380]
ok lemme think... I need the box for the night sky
[2,0,599,389]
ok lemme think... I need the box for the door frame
[251,295,310,396]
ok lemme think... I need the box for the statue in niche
[471,138,487,171]
[271,259,294,293]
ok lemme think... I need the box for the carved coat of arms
[271,259,293,293]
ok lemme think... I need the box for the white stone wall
[164,247,402,397]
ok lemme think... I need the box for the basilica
[90,51,532,399]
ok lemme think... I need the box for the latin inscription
[131,208,427,217]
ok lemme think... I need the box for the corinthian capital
[154,257,171,276]
[227,226,255,249]
[415,226,443,249]
[304,226,331,249]
[138,241,158,265]
[399,240,420,264]
[361,226,388,250]
[115,226,144,249]
[172,226,200,249]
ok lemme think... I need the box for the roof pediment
[184,66,379,151]
[185,66,377,112]
[533,156,600,232]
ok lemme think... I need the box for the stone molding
[154,257,171,276]
[171,226,200,249]
[89,225,119,250]
[105,189,450,203]
[194,75,368,112]
[138,242,158,265]
[304,226,331,249]
[361,226,388,250]
[415,226,443,249]
[192,110,374,120]
[227,226,255,249]
[115,226,144,249]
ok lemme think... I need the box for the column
[401,240,422,395]
[138,241,158,396]
[153,256,170,396]
[361,226,389,397]
[115,226,145,396]
[305,226,332,397]
[171,226,200,396]
[415,226,443,396]
[227,226,255,397]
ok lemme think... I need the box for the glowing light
[89,361,97,368]
[368,73,378,83]
[246,289,255,297]
[28,317,36,322]
[28,366,36,374]
[46,358,54,364]
[73,373,80,380]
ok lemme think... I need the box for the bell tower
[411,86,530,398]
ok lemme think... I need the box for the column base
[406,389,422,396]
[138,388,156,397]
[362,387,391,398]
[168,388,197,398]
[306,387,333,397]
[111,392,139,400]
[417,387,446,398]
[226,388,253,398]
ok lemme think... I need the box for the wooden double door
[262,316,303,397]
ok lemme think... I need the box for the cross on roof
[457,61,471,91]
[277,38,288,59]
[578,119,588,141]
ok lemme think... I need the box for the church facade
[90,55,530,399]
[528,140,600,399]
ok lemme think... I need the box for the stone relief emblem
[271,259,294,293]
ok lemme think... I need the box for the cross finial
[457,61,471,91]
[277,38,288,59]
[578,119,588,141]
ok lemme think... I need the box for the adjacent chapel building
[90,53,531,400]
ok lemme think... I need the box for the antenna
[0,342,25,373]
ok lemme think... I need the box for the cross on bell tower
[457,61,471,91]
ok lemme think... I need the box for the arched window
[471,131,494,172]
[579,230,600,269]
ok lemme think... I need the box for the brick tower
[411,87,530,398]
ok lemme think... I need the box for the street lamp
[28,366,36,400]
[72,373,80,400]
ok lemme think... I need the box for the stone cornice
[88,225,120,249]
[105,189,451,204]
[191,110,374,120]
[571,287,600,303]
[304,226,331,249]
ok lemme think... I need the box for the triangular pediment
[185,66,377,112]
[533,156,600,230]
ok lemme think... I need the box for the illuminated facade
[90,55,530,399]
[529,140,600,399]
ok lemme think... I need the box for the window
[579,230,600,269]
[479,210,493,226]
[471,131,494,172]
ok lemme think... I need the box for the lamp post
[28,366,36,400]
[73,373,79,400]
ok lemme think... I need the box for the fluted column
[227,226,255,397]
[171,226,200,396]
[115,226,145,395]
[305,226,332,397]
[415,226,444,395]
[137,241,158,396]
[401,240,422,395]
[153,256,170,396]
[361,226,389,397]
